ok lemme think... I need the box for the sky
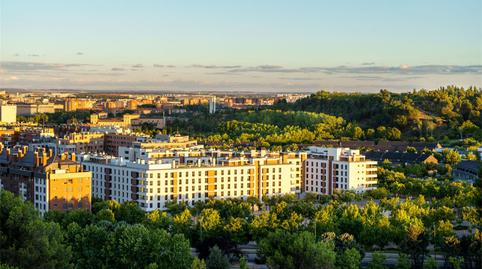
[0,0,481,92]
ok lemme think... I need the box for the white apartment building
[304,147,377,194]
[81,148,304,211]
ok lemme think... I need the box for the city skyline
[1,0,481,92]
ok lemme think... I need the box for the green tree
[0,264,19,269]
[239,256,248,269]
[116,201,145,224]
[258,230,336,269]
[367,252,387,269]
[423,257,437,269]
[191,258,206,269]
[0,190,72,269]
[337,248,361,269]
[199,208,221,234]
[96,208,115,222]
[442,149,461,165]
[395,254,411,269]
[206,246,229,269]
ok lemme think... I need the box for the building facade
[81,148,303,211]
[0,105,17,123]
[0,145,92,214]
[304,147,377,195]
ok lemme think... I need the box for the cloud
[153,64,176,68]
[13,53,20,57]
[0,61,97,73]
[132,64,144,68]
[76,52,84,55]
[28,54,40,57]
[361,62,375,66]
[228,64,482,75]
[111,67,125,71]
[190,64,242,69]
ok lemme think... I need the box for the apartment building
[81,148,304,211]
[0,105,17,123]
[64,98,95,111]
[0,145,92,214]
[58,132,105,154]
[89,113,141,128]
[16,103,56,116]
[304,147,377,195]
[104,132,148,156]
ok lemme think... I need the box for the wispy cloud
[111,67,125,71]
[0,61,98,73]
[153,64,176,68]
[76,52,84,55]
[132,64,144,68]
[227,64,482,75]
[189,64,242,69]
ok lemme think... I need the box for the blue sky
[0,0,481,92]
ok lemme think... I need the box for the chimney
[34,152,40,167]
[42,152,48,166]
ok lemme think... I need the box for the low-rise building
[453,160,481,183]
[363,151,438,165]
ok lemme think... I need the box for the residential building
[104,132,148,156]
[304,147,377,195]
[0,105,17,123]
[16,103,56,116]
[453,160,481,183]
[363,151,438,165]
[90,113,140,128]
[81,148,304,211]
[64,98,95,111]
[0,145,92,214]
[58,132,105,154]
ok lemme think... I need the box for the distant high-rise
[208,96,216,114]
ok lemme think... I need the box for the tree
[367,252,387,269]
[387,127,402,140]
[0,264,18,269]
[258,230,336,269]
[116,201,145,224]
[337,248,361,269]
[0,190,72,269]
[442,149,461,165]
[96,208,115,222]
[191,258,206,269]
[206,246,229,269]
[239,256,248,269]
[339,204,362,237]
[199,208,221,234]
[399,219,429,269]
[423,257,437,269]
[395,254,411,269]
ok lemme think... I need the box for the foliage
[258,230,336,269]
[0,191,72,269]
[205,246,229,269]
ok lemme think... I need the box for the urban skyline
[1,0,481,92]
